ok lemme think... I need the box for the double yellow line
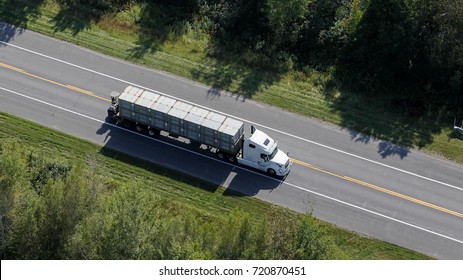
[2,61,462,219]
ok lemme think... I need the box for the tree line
[0,139,334,259]
[51,0,462,115]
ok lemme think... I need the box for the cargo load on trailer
[108,86,292,177]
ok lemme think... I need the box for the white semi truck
[108,86,292,177]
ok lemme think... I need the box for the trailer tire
[148,128,158,136]
[123,120,132,128]
[228,155,237,163]
[267,168,276,176]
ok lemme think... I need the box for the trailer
[108,86,292,177]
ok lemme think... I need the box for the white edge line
[2,85,463,246]
[283,180,463,245]
[1,41,462,192]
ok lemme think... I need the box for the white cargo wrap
[118,86,244,154]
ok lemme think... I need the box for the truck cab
[107,91,121,118]
[238,127,292,177]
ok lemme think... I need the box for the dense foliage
[1,0,461,122]
[53,0,462,115]
[1,0,461,117]
[0,140,334,259]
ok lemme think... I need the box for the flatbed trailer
[108,86,291,177]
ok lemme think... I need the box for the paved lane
[1,23,462,258]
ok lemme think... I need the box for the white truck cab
[237,126,292,177]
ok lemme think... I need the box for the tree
[0,140,29,259]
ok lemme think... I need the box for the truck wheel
[148,128,157,136]
[267,169,276,176]
[217,151,225,159]
[136,125,143,132]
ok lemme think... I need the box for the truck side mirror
[251,125,256,134]
[110,91,120,104]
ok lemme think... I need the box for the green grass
[0,112,431,259]
[2,0,462,164]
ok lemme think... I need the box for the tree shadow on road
[348,129,410,159]
[0,0,44,43]
[326,0,462,159]
[377,141,410,159]
[328,72,455,159]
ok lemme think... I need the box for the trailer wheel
[148,128,157,136]
[267,168,276,176]
[123,120,132,128]
[228,155,236,163]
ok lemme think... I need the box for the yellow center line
[0,62,110,102]
[290,158,463,218]
[0,62,26,73]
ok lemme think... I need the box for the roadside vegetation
[0,0,462,163]
[0,112,431,259]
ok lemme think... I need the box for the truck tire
[267,168,276,176]
[217,151,225,159]
[136,124,143,132]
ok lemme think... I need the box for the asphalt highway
[1,23,462,259]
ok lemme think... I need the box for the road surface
[1,23,462,259]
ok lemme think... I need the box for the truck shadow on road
[96,118,282,196]
[0,0,46,44]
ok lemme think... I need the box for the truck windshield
[269,147,278,160]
